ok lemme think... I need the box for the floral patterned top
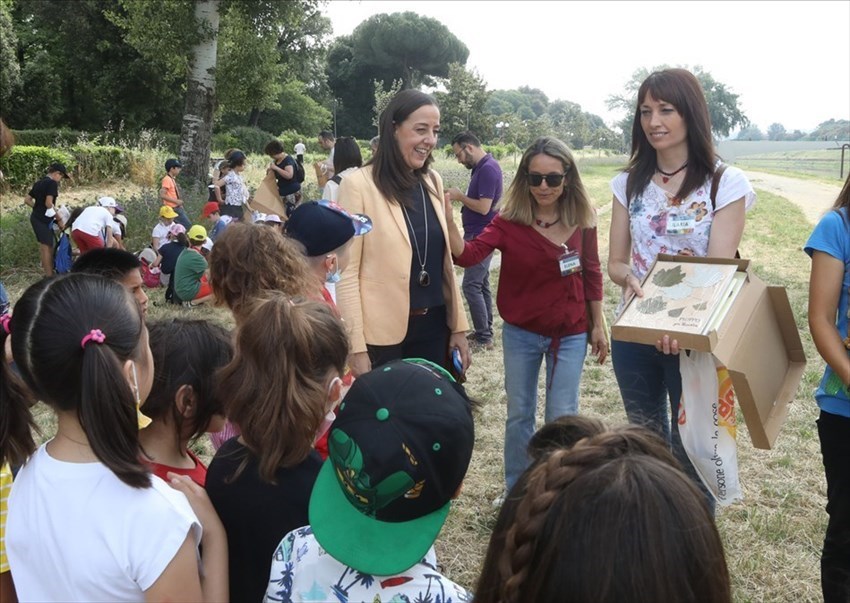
[611,165,756,314]
[223,170,250,207]
[264,526,473,603]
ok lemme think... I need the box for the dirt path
[743,170,842,224]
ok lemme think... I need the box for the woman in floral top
[214,151,252,221]
[606,68,756,509]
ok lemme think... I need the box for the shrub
[0,146,75,190]
[212,126,276,155]
[11,129,180,155]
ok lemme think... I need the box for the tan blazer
[336,165,470,353]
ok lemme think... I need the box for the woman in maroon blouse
[444,136,607,497]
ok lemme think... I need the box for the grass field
[0,153,831,602]
[735,148,849,183]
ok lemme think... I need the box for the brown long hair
[625,68,718,203]
[500,137,595,229]
[208,223,317,321]
[369,89,439,206]
[831,171,850,226]
[215,293,349,482]
[475,416,730,603]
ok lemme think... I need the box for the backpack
[293,158,305,184]
[53,230,73,274]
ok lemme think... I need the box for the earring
[131,362,152,429]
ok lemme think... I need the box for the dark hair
[71,248,142,281]
[332,136,363,175]
[4,274,150,488]
[369,89,439,206]
[228,151,247,167]
[215,293,349,482]
[172,232,190,248]
[0,315,38,469]
[451,131,481,148]
[475,416,730,603]
[319,130,335,141]
[144,319,233,446]
[831,171,850,226]
[264,140,285,156]
[208,222,317,321]
[625,68,717,202]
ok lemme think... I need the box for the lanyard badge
[558,244,581,277]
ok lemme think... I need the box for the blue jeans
[611,340,715,513]
[503,323,587,490]
[462,251,494,343]
[174,206,192,230]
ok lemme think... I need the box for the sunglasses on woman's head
[526,173,566,187]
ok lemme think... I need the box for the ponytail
[0,314,38,468]
[9,274,150,488]
[78,338,149,488]
[217,293,348,482]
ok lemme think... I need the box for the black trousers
[367,305,450,372]
[818,410,850,602]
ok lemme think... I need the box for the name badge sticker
[558,246,582,277]
[665,212,696,235]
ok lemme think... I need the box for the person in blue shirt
[805,172,850,603]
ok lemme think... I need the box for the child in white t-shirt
[2,273,228,602]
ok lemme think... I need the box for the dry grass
[9,156,828,602]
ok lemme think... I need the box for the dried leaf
[668,307,684,317]
[684,265,726,288]
[652,265,686,287]
[636,295,667,315]
[693,301,708,310]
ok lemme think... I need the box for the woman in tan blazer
[336,90,470,377]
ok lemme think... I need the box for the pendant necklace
[400,183,430,287]
[534,216,560,229]
[656,162,688,183]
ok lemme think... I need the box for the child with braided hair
[475,415,730,603]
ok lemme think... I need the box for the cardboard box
[611,254,806,449]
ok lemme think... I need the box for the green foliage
[805,119,850,141]
[373,79,403,131]
[0,0,20,111]
[212,127,276,155]
[434,63,492,143]
[0,146,75,190]
[11,129,179,154]
[327,11,468,137]
[606,64,749,146]
[253,80,333,136]
[736,126,766,141]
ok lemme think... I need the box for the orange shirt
[161,176,180,208]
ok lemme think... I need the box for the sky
[322,0,850,135]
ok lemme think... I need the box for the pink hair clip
[0,314,10,335]
[80,329,106,349]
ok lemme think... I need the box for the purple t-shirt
[461,153,502,238]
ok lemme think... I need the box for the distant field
[734,149,849,182]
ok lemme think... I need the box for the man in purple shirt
[445,132,503,351]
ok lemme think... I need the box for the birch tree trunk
[179,0,220,188]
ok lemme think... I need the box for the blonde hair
[500,137,595,229]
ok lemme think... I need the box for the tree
[0,0,21,115]
[327,11,468,136]
[735,126,765,141]
[433,63,491,142]
[179,0,220,186]
[767,122,787,141]
[252,80,332,136]
[606,65,749,146]
[372,78,403,133]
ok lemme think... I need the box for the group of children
[0,158,742,602]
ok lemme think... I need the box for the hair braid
[497,426,678,603]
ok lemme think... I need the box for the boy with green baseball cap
[264,359,474,602]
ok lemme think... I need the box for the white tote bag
[678,350,743,506]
